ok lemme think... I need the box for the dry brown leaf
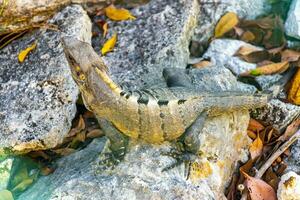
[278,118,300,141]
[264,168,279,190]
[241,31,255,42]
[248,118,265,132]
[249,135,263,160]
[87,129,104,138]
[40,166,55,176]
[193,60,212,69]
[67,115,85,137]
[241,61,289,76]
[247,130,257,140]
[233,26,244,37]
[257,60,274,67]
[214,12,239,38]
[242,171,277,200]
[53,148,76,156]
[103,22,108,37]
[235,45,262,56]
[101,33,117,55]
[238,50,270,63]
[240,159,254,175]
[18,42,37,62]
[105,5,136,21]
[268,45,285,55]
[288,68,300,105]
[75,131,86,142]
[281,49,300,62]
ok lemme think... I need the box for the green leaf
[250,69,262,76]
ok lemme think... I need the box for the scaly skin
[62,37,270,145]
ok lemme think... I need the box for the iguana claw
[161,143,198,179]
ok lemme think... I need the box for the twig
[240,129,300,200]
[255,129,300,178]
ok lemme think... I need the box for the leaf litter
[216,11,300,200]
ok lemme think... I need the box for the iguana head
[61,37,120,112]
[62,37,106,86]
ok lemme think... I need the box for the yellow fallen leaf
[241,30,255,42]
[103,22,108,37]
[18,42,37,63]
[105,5,136,21]
[241,61,289,76]
[192,60,212,69]
[101,33,117,55]
[214,12,239,38]
[288,68,300,105]
[249,135,263,160]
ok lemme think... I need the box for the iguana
[62,37,270,169]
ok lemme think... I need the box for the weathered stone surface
[251,99,300,132]
[255,74,283,91]
[101,0,200,90]
[277,171,300,200]
[18,138,216,200]
[0,158,13,191]
[193,0,270,43]
[203,39,259,76]
[188,64,256,93]
[285,0,300,39]
[0,5,91,153]
[286,139,300,174]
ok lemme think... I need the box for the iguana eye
[79,74,86,81]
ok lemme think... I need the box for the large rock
[193,0,270,43]
[102,0,200,90]
[285,0,300,39]
[203,39,259,76]
[252,100,300,132]
[18,138,216,200]
[0,5,91,154]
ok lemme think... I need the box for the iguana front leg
[97,117,129,170]
[162,111,207,172]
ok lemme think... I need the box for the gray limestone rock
[286,140,300,174]
[251,99,300,132]
[102,0,200,90]
[188,65,256,93]
[193,0,270,43]
[18,138,216,200]
[285,0,300,39]
[203,39,259,75]
[0,5,91,154]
